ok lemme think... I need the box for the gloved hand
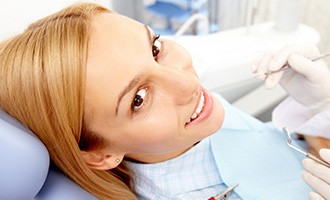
[302,148,330,200]
[252,43,330,112]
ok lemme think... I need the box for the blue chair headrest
[0,109,50,200]
[0,109,98,200]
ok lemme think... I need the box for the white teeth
[189,92,205,121]
[191,113,198,119]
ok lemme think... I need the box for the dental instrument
[282,127,330,168]
[254,52,330,79]
[208,183,239,200]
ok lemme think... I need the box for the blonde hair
[0,3,136,199]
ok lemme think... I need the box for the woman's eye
[152,35,161,60]
[132,88,146,111]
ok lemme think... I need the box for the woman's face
[84,13,224,165]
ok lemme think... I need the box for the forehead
[92,12,140,34]
[91,14,132,49]
[88,13,147,67]
[84,13,150,126]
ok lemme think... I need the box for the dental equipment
[254,52,330,79]
[208,183,239,200]
[282,127,330,168]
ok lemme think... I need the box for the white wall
[0,0,111,40]
[255,0,330,66]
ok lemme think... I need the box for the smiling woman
[83,11,224,165]
[1,2,330,200]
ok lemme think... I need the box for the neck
[125,146,194,164]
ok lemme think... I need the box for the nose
[150,39,200,105]
[151,66,200,105]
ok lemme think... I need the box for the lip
[185,87,213,126]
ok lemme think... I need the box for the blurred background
[109,0,330,63]
[0,0,329,121]
[257,0,330,64]
[1,0,329,56]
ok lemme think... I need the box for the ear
[81,151,124,170]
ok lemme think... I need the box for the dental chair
[0,109,97,200]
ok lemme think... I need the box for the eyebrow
[144,24,153,47]
[115,25,152,116]
[115,77,140,115]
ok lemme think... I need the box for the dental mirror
[282,127,330,168]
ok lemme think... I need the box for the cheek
[122,112,180,153]
[137,117,178,142]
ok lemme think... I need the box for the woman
[0,3,329,199]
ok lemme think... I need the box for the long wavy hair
[0,3,136,199]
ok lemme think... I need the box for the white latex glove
[252,43,330,112]
[302,148,330,200]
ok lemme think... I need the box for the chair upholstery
[0,109,97,200]
[0,109,49,200]
[36,168,98,200]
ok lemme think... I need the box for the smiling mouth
[186,91,205,124]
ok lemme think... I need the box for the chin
[208,96,225,133]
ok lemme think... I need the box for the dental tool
[282,127,330,168]
[253,52,330,79]
[208,183,239,200]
